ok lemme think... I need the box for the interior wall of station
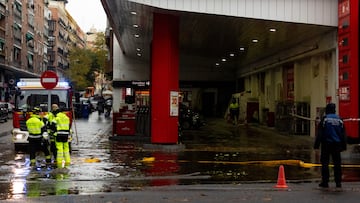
[242,48,337,137]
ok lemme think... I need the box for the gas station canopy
[101,0,336,75]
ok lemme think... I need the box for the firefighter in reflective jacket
[229,98,239,125]
[50,107,71,167]
[26,107,51,166]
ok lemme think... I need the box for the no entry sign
[40,71,59,89]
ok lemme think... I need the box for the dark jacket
[314,113,347,151]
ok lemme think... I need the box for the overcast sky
[66,0,107,32]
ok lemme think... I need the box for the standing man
[314,103,347,188]
[229,98,239,125]
[97,95,105,116]
[51,107,71,167]
[26,107,51,166]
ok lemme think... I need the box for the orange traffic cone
[275,165,288,188]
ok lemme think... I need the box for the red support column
[338,0,359,143]
[150,13,179,144]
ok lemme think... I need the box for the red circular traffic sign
[40,71,59,89]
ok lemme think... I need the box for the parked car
[1,102,14,118]
[0,103,8,122]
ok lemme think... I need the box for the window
[0,38,4,54]
[14,1,22,12]
[342,55,348,64]
[28,13,34,28]
[26,33,33,41]
[27,54,34,68]
[13,47,21,61]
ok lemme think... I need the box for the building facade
[0,0,85,102]
[48,0,85,77]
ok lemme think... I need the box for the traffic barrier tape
[289,113,360,122]
[343,118,360,121]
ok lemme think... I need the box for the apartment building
[48,0,85,77]
[0,0,85,102]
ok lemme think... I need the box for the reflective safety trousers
[55,141,70,167]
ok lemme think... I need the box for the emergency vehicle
[12,78,73,151]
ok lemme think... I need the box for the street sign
[40,71,58,89]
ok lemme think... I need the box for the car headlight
[15,134,25,140]
[42,132,49,139]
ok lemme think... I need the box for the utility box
[113,111,136,136]
[116,119,135,135]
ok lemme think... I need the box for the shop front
[112,81,150,137]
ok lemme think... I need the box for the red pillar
[150,13,179,144]
[338,0,359,143]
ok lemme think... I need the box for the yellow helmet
[32,107,41,114]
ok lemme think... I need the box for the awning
[13,22,21,30]
[26,33,33,42]
[14,1,21,12]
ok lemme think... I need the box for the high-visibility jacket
[26,115,45,138]
[47,111,56,123]
[54,112,70,132]
[45,111,56,141]
[45,112,56,131]
[229,102,239,110]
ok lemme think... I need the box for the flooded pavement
[1,113,360,200]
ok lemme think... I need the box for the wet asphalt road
[1,112,360,202]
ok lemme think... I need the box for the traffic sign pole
[48,90,51,112]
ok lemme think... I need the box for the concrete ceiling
[101,0,335,74]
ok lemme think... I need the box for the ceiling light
[136,48,141,51]
[229,53,235,57]
[137,53,142,57]
[269,28,276,32]
[130,11,137,15]
[221,58,227,62]
[215,63,220,66]
[133,24,139,28]
[252,39,258,43]
[239,47,245,51]
[134,34,140,38]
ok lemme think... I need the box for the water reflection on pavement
[2,112,360,200]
